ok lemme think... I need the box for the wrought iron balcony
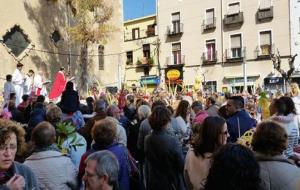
[202,17,216,31]
[255,44,274,60]
[136,57,154,67]
[202,51,217,65]
[225,47,244,62]
[166,23,184,36]
[166,55,185,66]
[257,6,273,21]
[224,12,244,26]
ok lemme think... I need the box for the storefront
[140,75,160,91]
[165,65,184,90]
[224,75,260,94]
[263,77,284,93]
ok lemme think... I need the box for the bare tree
[271,50,297,84]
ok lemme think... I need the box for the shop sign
[166,69,181,81]
[140,75,160,85]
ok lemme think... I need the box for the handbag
[125,148,145,190]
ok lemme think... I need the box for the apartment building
[157,0,292,93]
[0,0,123,92]
[123,15,159,90]
[291,0,300,69]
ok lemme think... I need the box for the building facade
[290,0,300,69]
[157,0,292,93]
[123,15,159,90]
[0,0,123,94]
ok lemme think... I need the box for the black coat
[145,129,186,190]
[59,90,80,113]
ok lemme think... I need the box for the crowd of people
[1,68,300,189]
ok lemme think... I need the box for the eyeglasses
[0,144,17,152]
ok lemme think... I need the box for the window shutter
[260,31,271,45]
[260,0,271,9]
[172,43,181,51]
[172,13,180,21]
[206,9,214,24]
[228,3,240,15]
[231,35,241,48]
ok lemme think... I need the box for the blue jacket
[227,109,256,142]
[0,162,39,190]
[79,143,130,190]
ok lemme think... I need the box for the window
[260,31,272,55]
[230,34,242,58]
[172,43,181,64]
[259,0,271,10]
[206,40,216,61]
[172,12,181,33]
[143,44,150,59]
[126,51,133,65]
[132,28,140,40]
[299,18,300,33]
[98,45,104,70]
[206,9,215,25]
[146,25,155,37]
[2,25,30,57]
[228,2,240,15]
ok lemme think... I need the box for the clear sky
[123,0,156,21]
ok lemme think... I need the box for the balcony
[225,47,244,62]
[257,6,273,21]
[166,23,184,36]
[255,44,274,60]
[202,51,217,65]
[146,27,156,37]
[202,17,216,32]
[136,57,154,67]
[224,12,244,26]
[166,55,185,66]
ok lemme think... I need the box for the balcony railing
[255,44,274,59]
[166,55,185,65]
[225,47,244,62]
[146,28,156,37]
[166,23,184,36]
[257,6,273,21]
[202,17,216,32]
[224,12,244,26]
[124,28,156,41]
[202,51,217,64]
[136,57,154,67]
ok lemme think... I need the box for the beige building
[0,0,123,94]
[123,15,160,90]
[157,0,292,93]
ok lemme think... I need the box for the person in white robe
[3,74,15,106]
[12,63,25,106]
[24,70,35,95]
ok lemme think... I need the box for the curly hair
[252,121,287,156]
[192,116,226,157]
[0,119,26,156]
[205,144,260,190]
[149,106,171,131]
[92,118,117,147]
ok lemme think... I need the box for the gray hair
[86,150,119,188]
[138,105,151,120]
